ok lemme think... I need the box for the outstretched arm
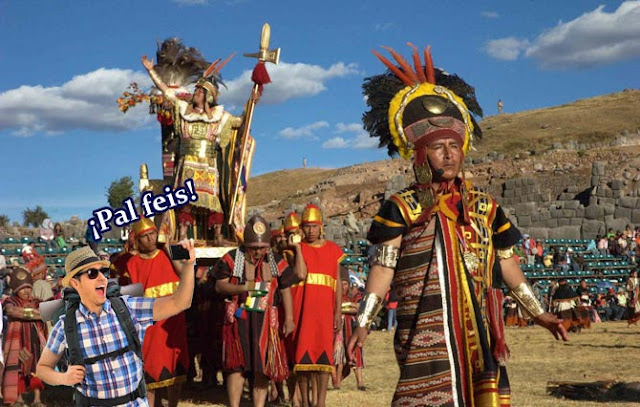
[141,55,170,95]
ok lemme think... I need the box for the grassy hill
[474,89,640,156]
[247,89,640,215]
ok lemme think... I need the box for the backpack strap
[63,289,84,367]
[109,296,142,360]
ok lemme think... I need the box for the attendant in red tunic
[127,218,189,407]
[292,204,345,407]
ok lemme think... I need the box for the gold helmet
[284,211,302,232]
[302,204,323,225]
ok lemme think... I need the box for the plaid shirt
[46,296,155,407]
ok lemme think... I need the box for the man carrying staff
[348,44,568,406]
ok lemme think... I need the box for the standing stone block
[582,220,606,238]
[558,218,571,227]
[546,219,558,228]
[563,209,576,218]
[570,218,584,226]
[615,206,632,220]
[611,179,624,190]
[518,215,532,227]
[585,205,604,220]
[620,197,638,208]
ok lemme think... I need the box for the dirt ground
[168,321,640,406]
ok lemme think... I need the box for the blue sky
[1,0,638,224]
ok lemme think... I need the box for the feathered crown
[362,44,483,160]
[154,38,234,104]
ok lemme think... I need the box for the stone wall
[502,161,639,239]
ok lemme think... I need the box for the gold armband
[510,282,545,318]
[356,293,384,329]
[496,246,515,260]
[370,244,400,269]
[149,68,162,85]
[23,307,35,319]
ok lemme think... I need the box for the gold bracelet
[496,246,515,260]
[510,282,545,318]
[356,293,384,329]
[23,307,34,319]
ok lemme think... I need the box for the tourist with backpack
[35,241,195,407]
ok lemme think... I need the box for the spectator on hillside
[606,287,626,321]
[565,248,579,272]
[0,250,6,272]
[40,218,56,250]
[522,234,536,265]
[21,242,39,263]
[607,228,615,239]
[84,221,98,254]
[598,235,609,255]
[624,225,634,240]
[608,236,618,256]
[535,240,544,265]
[543,252,554,268]
[595,294,609,321]
[586,238,597,253]
[53,222,66,249]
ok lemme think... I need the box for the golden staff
[228,23,280,225]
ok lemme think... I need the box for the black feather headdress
[362,45,483,158]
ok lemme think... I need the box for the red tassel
[252,61,271,95]
[265,325,289,382]
[29,375,45,391]
[222,322,245,371]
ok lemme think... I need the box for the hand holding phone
[169,244,191,260]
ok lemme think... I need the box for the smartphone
[169,244,190,260]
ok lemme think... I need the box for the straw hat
[62,246,110,287]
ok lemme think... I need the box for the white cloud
[322,137,349,149]
[483,37,530,61]
[220,61,359,107]
[279,121,329,139]
[320,122,377,150]
[0,68,152,136]
[481,11,499,19]
[526,1,640,69]
[352,132,378,149]
[335,122,363,133]
[0,59,358,137]
[485,1,640,69]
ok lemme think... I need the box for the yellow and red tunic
[293,240,345,373]
[127,250,189,390]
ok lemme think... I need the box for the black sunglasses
[75,267,110,280]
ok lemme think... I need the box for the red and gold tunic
[127,249,189,390]
[293,240,345,373]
